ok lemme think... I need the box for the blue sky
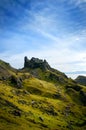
[0,0,86,76]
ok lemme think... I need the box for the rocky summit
[24,56,50,70]
[0,57,86,130]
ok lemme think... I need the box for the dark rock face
[80,90,86,106]
[9,75,23,89]
[24,56,50,70]
[24,56,30,68]
[23,56,68,84]
[65,84,81,91]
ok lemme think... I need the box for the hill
[0,59,17,79]
[22,56,68,84]
[0,57,86,130]
[75,75,86,86]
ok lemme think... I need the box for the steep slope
[0,59,16,79]
[0,57,86,130]
[22,56,68,85]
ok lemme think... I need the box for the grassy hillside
[0,58,86,130]
[0,59,16,79]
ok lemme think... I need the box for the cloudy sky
[0,0,86,77]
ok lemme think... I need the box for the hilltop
[75,75,86,86]
[22,56,68,84]
[0,57,86,130]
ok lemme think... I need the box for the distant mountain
[75,75,86,86]
[0,57,86,130]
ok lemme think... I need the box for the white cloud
[1,40,86,74]
[0,0,86,79]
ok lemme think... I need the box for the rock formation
[24,56,50,70]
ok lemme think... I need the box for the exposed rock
[65,84,81,91]
[80,90,86,106]
[23,56,68,85]
[24,56,50,70]
[9,75,23,89]
[49,73,59,81]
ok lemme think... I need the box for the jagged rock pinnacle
[24,56,50,70]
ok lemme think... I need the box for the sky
[0,0,86,78]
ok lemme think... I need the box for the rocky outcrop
[23,56,68,84]
[80,90,86,106]
[9,75,23,89]
[24,56,50,70]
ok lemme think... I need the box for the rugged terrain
[0,57,86,130]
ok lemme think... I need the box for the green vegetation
[0,58,86,130]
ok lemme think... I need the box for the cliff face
[23,56,68,84]
[24,56,50,70]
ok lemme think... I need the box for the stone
[9,75,23,89]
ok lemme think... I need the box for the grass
[0,75,86,130]
[0,59,86,130]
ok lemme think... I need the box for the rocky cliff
[24,56,50,70]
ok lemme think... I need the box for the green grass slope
[0,58,86,130]
[0,59,16,79]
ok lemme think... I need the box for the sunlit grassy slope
[0,59,86,130]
